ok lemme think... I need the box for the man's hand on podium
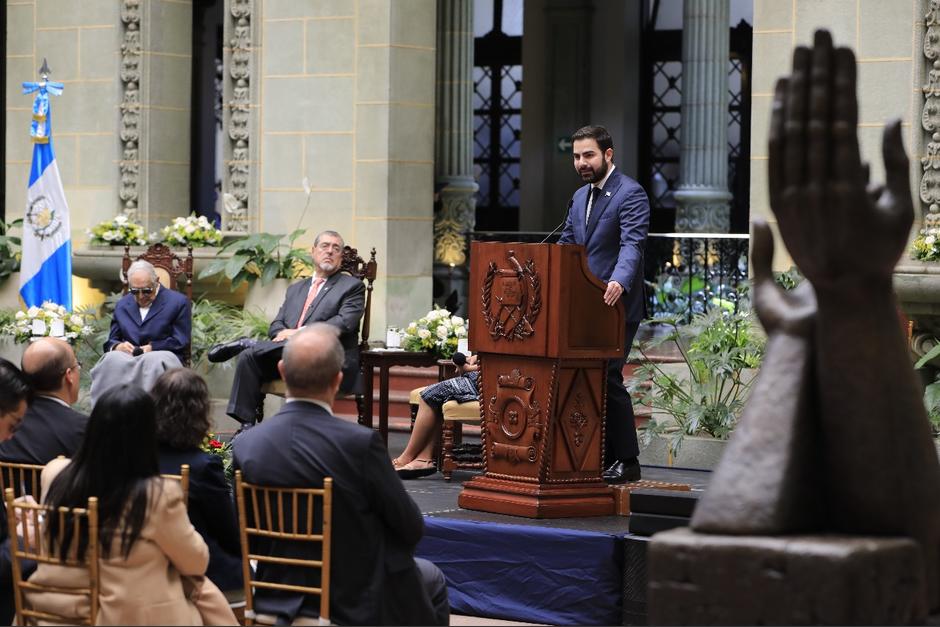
[603,280,623,306]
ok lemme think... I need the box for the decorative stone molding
[673,193,732,233]
[434,0,477,265]
[223,0,253,233]
[923,1,940,233]
[119,0,142,220]
[434,182,476,265]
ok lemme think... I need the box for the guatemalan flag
[20,75,72,310]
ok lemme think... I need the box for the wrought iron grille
[639,21,752,234]
[644,233,750,323]
[473,0,522,231]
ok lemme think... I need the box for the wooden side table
[359,349,438,445]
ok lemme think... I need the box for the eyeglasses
[129,287,155,295]
[316,243,343,252]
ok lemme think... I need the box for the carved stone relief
[224,0,253,233]
[923,1,940,229]
[119,0,141,220]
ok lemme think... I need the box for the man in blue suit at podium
[557,125,651,484]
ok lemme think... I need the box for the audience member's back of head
[0,357,31,419]
[281,323,345,397]
[151,368,211,450]
[21,337,72,394]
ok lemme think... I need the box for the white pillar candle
[31,319,47,337]
[50,319,65,337]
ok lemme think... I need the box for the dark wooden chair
[121,243,194,365]
[261,246,378,421]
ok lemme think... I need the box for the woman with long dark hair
[152,368,243,598]
[27,384,234,625]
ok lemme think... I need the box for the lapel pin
[605,191,611,197]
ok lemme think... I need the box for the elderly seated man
[89,259,191,404]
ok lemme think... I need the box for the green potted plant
[0,219,22,308]
[197,229,314,318]
[629,308,765,465]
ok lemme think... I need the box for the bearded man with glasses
[90,259,191,404]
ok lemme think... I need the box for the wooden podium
[457,241,624,518]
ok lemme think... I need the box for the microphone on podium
[539,199,574,244]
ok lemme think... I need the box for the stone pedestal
[648,527,927,625]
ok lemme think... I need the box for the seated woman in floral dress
[392,354,479,479]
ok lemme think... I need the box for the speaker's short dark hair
[571,125,614,153]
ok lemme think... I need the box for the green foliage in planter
[629,308,765,458]
[190,298,269,367]
[0,308,16,332]
[913,345,940,434]
[0,219,22,281]
[197,230,313,291]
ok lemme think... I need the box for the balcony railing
[468,230,750,324]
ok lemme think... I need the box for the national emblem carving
[481,250,541,341]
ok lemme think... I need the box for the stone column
[433,0,476,316]
[673,0,732,233]
[434,0,477,268]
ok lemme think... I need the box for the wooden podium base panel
[611,480,692,517]
[458,475,615,518]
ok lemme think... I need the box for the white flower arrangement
[401,306,467,359]
[161,214,223,248]
[4,301,95,344]
[87,214,149,247]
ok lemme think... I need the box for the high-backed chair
[5,488,100,626]
[234,471,333,626]
[121,243,195,365]
[160,464,190,507]
[261,246,378,421]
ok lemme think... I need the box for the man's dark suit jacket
[265,273,366,391]
[558,167,651,322]
[0,396,87,624]
[232,400,435,625]
[105,287,191,362]
[158,446,242,592]
[0,396,86,468]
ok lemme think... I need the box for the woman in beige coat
[26,384,233,625]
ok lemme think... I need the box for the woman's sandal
[396,459,437,480]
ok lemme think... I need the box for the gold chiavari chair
[235,471,333,626]
[5,487,100,626]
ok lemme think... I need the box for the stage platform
[405,464,711,626]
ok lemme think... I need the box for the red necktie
[296,278,325,329]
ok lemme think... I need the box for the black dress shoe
[207,338,258,363]
[602,458,641,484]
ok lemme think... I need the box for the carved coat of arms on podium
[481,250,541,341]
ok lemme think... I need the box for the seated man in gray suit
[208,230,366,426]
[232,324,449,625]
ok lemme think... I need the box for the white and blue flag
[20,71,71,310]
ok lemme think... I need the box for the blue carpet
[417,516,625,625]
